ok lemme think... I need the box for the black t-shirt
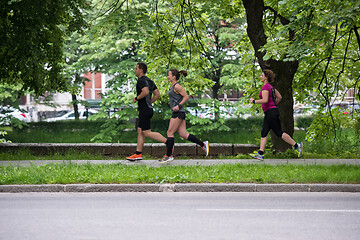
[136,76,158,110]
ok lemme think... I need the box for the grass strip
[1,163,359,185]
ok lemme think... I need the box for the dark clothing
[188,134,204,147]
[166,137,175,156]
[261,108,283,138]
[169,83,185,113]
[171,111,186,120]
[138,108,154,131]
[136,76,158,110]
[136,76,157,130]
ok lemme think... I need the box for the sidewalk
[1,159,359,193]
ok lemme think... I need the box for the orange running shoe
[126,153,143,161]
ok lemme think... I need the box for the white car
[187,106,238,119]
[45,109,98,122]
[293,106,318,121]
[0,106,31,125]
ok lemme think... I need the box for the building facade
[20,72,113,122]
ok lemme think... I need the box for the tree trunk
[72,74,81,120]
[243,0,299,152]
[269,60,298,152]
[211,68,222,119]
[72,94,79,120]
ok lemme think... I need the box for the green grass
[1,163,359,185]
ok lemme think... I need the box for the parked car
[55,110,70,118]
[45,109,98,122]
[0,106,31,125]
[331,102,360,115]
[187,105,239,119]
[293,106,318,121]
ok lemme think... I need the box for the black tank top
[169,83,185,113]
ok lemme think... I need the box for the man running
[126,62,167,161]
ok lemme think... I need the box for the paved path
[1,158,359,167]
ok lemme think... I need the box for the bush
[149,115,170,132]
[25,120,105,132]
[150,116,263,134]
[224,116,263,132]
[296,116,314,129]
[7,120,107,143]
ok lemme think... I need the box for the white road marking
[197,209,360,213]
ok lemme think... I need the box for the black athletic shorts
[138,108,154,131]
[261,108,283,138]
[171,111,186,120]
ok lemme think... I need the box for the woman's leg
[259,115,270,154]
[259,136,267,153]
[281,132,296,146]
[178,120,208,155]
[177,120,205,147]
[165,118,183,156]
[167,118,183,137]
[177,120,189,140]
[269,109,302,155]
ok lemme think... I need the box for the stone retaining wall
[0,143,258,157]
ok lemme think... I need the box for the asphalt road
[1,192,360,240]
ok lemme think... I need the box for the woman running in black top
[160,69,209,163]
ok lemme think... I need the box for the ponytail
[170,69,188,80]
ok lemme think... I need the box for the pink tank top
[259,83,277,112]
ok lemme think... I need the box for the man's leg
[126,128,144,161]
[136,127,145,152]
[126,116,144,161]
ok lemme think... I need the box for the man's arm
[151,89,160,103]
[133,87,149,102]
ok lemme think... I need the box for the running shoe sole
[249,153,264,161]
[159,156,174,164]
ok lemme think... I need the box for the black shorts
[137,108,154,131]
[261,108,283,138]
[171,111,186,120]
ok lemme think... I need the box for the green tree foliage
[0,0,88,96]
[73,0,156,141]
[259,0,360,142]
[63,31,93,120]
[61,0,359,147]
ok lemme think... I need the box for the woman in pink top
[249,69,302,160]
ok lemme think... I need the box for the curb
[1,183,360,193]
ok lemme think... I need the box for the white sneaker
[202,141,209,156]
[296,142,303,157]
[249,151,264,161]
[159,155,174,164]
